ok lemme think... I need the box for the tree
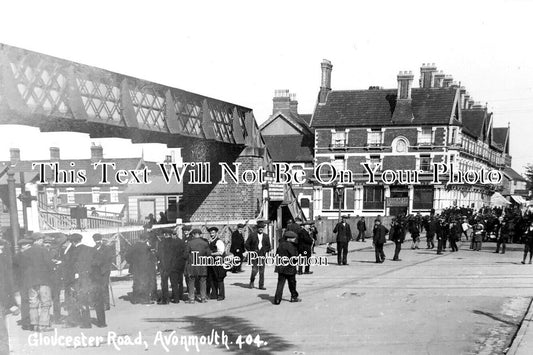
[525,164,533,194]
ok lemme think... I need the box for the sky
[0,0,531,172]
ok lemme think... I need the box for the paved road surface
[6,240,533,355]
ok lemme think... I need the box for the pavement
[5,237,533,355]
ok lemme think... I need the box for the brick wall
[382,155,416,170]
[347,129,367,147]
[180,140,263,222]
[316,129,332,148]
[384,128,418,146]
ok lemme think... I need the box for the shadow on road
[231,282,252,289]
[142,315,293,354]
[473,310,518,327]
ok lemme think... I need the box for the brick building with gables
[308,61,516,218]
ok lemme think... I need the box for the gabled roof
[461,109,486,138]
[493,127,508,146]
[261,111,313,135]
[311,87,459,127]
[504,167,526,182]
[262,135,314,162]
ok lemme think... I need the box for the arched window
[392,137,409,153]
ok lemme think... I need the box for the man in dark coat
[206,227,227,301]
[13,237,54,332]
[230,224,245,273]
[158,229,187,304]
[125,233,157,304]
[42,234,65,324]
[91,233,113,327]
[273,231,301,305]
[185,229,211,303]
[333,215,352,265]
[356,217,367,242]
[297,223,314,275]
[245,221,271,289]
[496,217,509,254]
[65,234,94,328]
[425,217,437,249]
[389,218,406,261]
[372,219,389,263]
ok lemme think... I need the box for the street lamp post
[336,184,344,221]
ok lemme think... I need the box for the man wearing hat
[245,221,271,289]
[273,231,301,305]
[91,233,113,326]
[230,224,245,273]
[13,238,54,332]
[297,222,314,275]
[206,227,227,300]
[333,215,352,265]
[185,229,211,303]
[372,218,389,263]
[65,233,94,328]
[41,234,64,324]
[125,233,157,304]
[157,229,187,304]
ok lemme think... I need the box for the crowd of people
[124,219,318,308]
[2,204,533,333]
[0,231,113,332]
[329,205,533,264]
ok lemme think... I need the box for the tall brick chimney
[289,93,298,115]
[463,92,470,109]
[272,89,290,114]
[318,59,332,104]
[9,148,20,164]
[419,63,437,88]
[433,71,445,88]
[397,71,414,100]
[90,144,104,162]
[443,75,454,87]
[50,147,60,161]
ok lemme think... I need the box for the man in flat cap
[245,221,271,290]
[13,238,54,332]
[273,231,301,305]
[91,234,113,327]
[333,215,352,265]
[185,229,211,303]
[230,224,245,273]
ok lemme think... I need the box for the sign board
[386,197,409,207]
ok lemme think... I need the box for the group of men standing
[0,231,113,332]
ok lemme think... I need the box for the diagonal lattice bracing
[9,55,70,117]
[0,43,252,145]
[77,76,123,124]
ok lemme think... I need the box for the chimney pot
[397,70,414,100]
[90,144,104,162]
[9,148,20,164]
[50,147,60,161]
[319,59,333,104]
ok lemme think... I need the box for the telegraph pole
[7,170,20,252]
